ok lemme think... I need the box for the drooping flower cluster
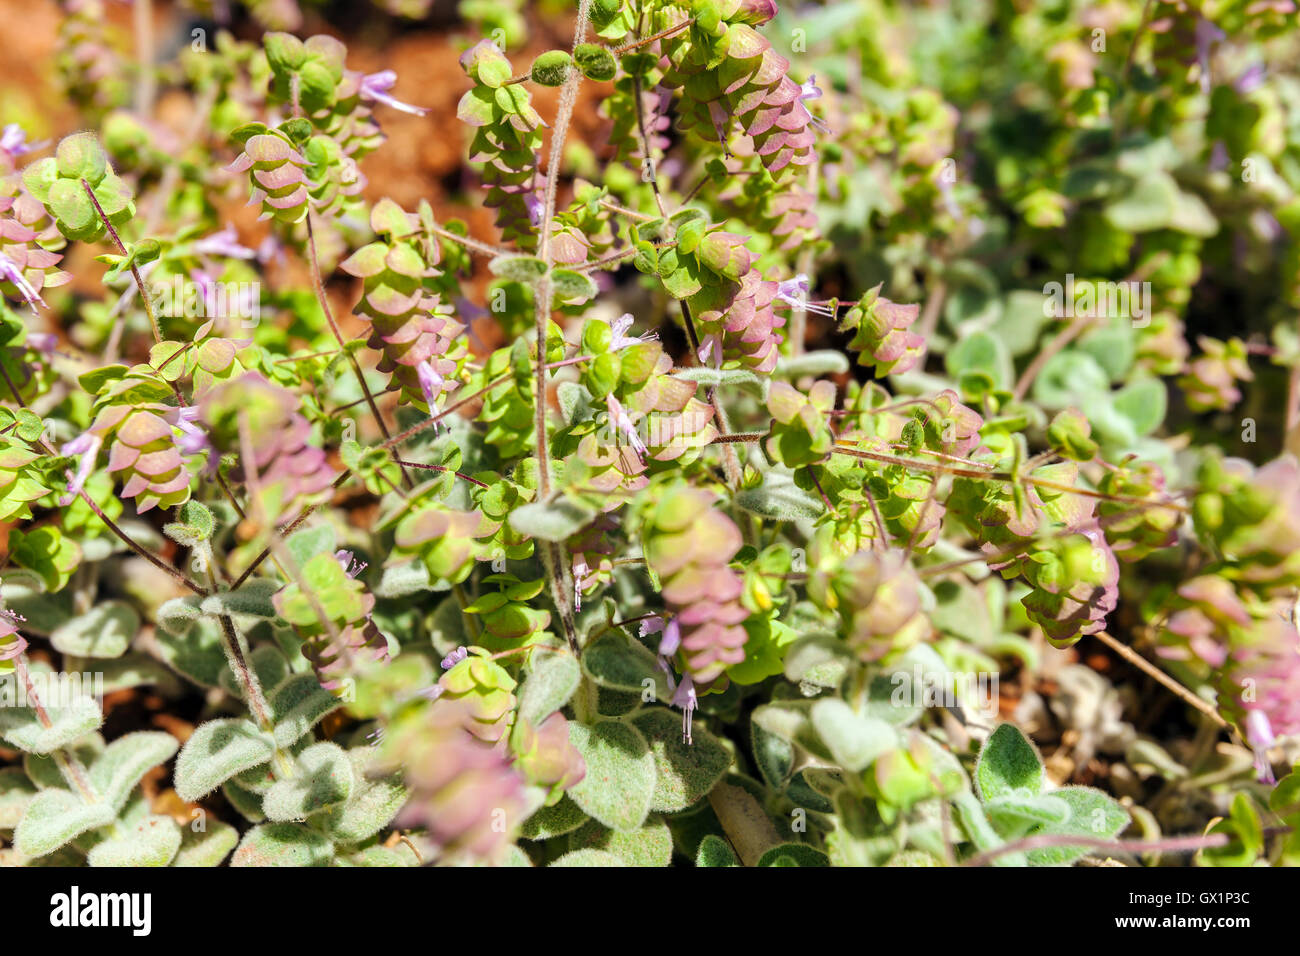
[199,371,337,519]
[656,0,820,177]
[339,199,466,413]
[272,552,389,695]
[22,132,135,244]
[457,40,545,245]
[643,485,748,684]
[840,284,927,377]
[1192,453,1300,594]
[1008,523,1120,649]
[62,382,196,513]
[382,696,530,864]
[392,505,495,585]
[433,647,517,744]
[648,217,786,371]
[714,152,819,251]
[229,128,314,225]
[0,438,49,523]
[1159,576,1300,782]
[262,33,388,160]
[0,134,70,314]
[1095,458,1181,561]
[809,545,929,664]
[511,711,586,803]
[1178,336,1253,412]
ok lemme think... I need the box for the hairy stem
[14,653,99,804]
[80,179,161,344]
[304,211,410,488]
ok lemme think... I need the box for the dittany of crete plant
[0,0,1299,868]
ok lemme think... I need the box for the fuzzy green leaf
[271,673,342,748]
[171,820,239,867]
[0,695,103,755]
[263,742,354,822]
[88,731,179,813]
[174,718,277,802]
[508,499,597,542]
[696,833,741,866]
[49,600,139,659]
[231,823,334,867]
[809,699,897,772]
[975,724,1046,802]
[14,788,116,858]
[87,814,182,867]
[632,709,731,812]
[567,719,655,832]
[516,654,582,729]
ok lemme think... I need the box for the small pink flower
[671,672,697,744]
[775,274,836,317]
[417,360,448,409]
[799,75,831,134]
[26,332,58,356]
[0,124,44,160]
[0,253,47,313]
[605,394,647,460]
[441,646,469,670]
[572,556,591,611]
[175,405,217,473]
[335,549,368,579]
[697,332,722,368]
[360,71,429,116]
[1246,709,1276,784]
[659,617,681,657]
[524,193,544,229]
[193,224,256,260]
[60,431,103,504]
[607,313,657,351]
[707,101,733,157]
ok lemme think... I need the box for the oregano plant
[1,0,1299,872]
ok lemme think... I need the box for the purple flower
[639,616,664,638]
[26,332,58,355]
[175,405,216,472]
[416,360,447,409]
[659,617,681,657]
[573,556,590,611]
[257,236,286,267]
[0,253,48,313]
[524,192,544,230]
[775,274,836,317]
[1236,63,1267,94]
[335,549,368,579]
[60,431,102,504]
[193,224,256,260]
[697,332,722,368]
[707,101,733,157]
[799,75,831,134]
[607,312,657,350]
[671,672,697,744]
[605,394,647,460]
[0,124,44,160]
[1209,140,1230,172]
[655,655,678,695]
[441,646,469,670]
[190,269,218,318]
[1195,18,1225,93]
[359,71,429,116]
[1246,709,1276,784]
